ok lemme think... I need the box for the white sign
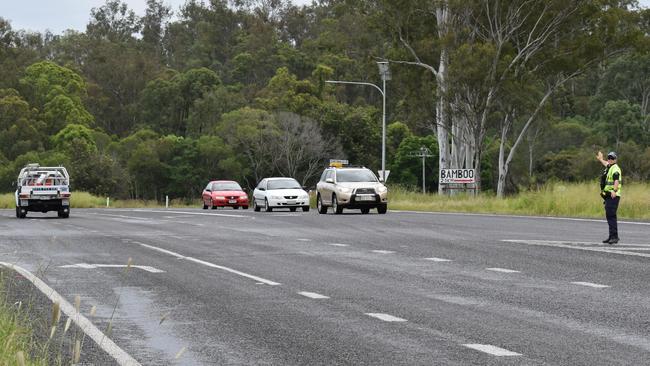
[378,170,390,181]
[439,169,475,184]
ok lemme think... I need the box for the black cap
[607,151,617,160]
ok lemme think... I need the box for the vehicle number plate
[286,200,296,205]
[228,199,237,204]
[357,195,374,201]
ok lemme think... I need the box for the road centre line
[503,239,650,259]
[486,267,520,273]
[328,243,350,247]
[365,313,407,322]
[0,262,141,366]
[60,264,164,273]
[463,344,521,357]
[371,250,395,254]
[424,257,453,262]
[392,210,650,226]
[297,238,312,242]
[130,209,249,219]
[131,241,280,286]
[298,291,330,299]
[571,281,610,289]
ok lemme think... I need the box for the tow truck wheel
[15,207,19,218]
[58,209,70,218]
[17,207,27,219]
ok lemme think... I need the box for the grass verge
[1,181,648,220]
[389,182,650,220]
[0,272,41,366]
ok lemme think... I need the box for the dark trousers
[604,196,620,239]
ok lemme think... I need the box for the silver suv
[316,167,388,214]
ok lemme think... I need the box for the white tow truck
[15,164,71,219]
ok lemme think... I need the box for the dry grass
[2,182,648,220]
[389,182,650,220]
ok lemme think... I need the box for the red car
[202,180,249,209]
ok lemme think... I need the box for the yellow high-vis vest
[603,164,622,197]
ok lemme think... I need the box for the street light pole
[326,62,390,181]
[410,146,433,193]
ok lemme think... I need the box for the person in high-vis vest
[596,151,621,244]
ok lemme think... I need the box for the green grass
[1,181,648,220]
[389,182,650,220]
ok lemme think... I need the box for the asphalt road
[0,207,649,365]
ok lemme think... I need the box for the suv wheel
[317,194,327,214]
[377,204,387,214]
[361,208,370,214]
[332,195,343,215]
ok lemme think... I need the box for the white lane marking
[571,281,610,289]
[297,238,312,242]
[132,241,280,286]
[371,250,395,254]
[424,257,452,262]
[329,243,349,247]
[365,313,407,322]
[463,344,521,357]
[0,262,141,366]
[129,209,249,219]
[59,264,165,273]
[607,247,650,251]
[486,267,520,273]
[503,239,650,259]
[392,210,650,226]
[298,291,330,299]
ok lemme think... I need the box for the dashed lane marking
[365,313,407,322]
[328,243,350,247]
[463,344,521,357]
[371,250,395,254]
[0,262,141,365]
[571,281,610,289]
[424,257,453,262]
[132,241,280,286]
[503,239,650,259]
[130,209,249,219]
[297,238,312,242]
[486,267,520,273]
[298,291,330,299]
[59,264,165,273]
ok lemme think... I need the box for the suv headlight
[339,187,353,194]
[377,185,388,193]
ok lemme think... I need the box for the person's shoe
[608,237,619,245]
[602,238,612,244]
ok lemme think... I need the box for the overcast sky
[1,0,649,35]
[0,0,314,34]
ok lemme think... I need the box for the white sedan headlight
[271,195,283,199]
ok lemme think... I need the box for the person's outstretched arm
[596,151,608,167]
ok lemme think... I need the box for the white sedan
[252,177,310,212]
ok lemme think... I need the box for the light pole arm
[325,80,384,97]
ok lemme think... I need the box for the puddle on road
[112,286,203,365]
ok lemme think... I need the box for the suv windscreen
[336,170,378,183]
[213,182,242,191]
[268,179,301,190]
